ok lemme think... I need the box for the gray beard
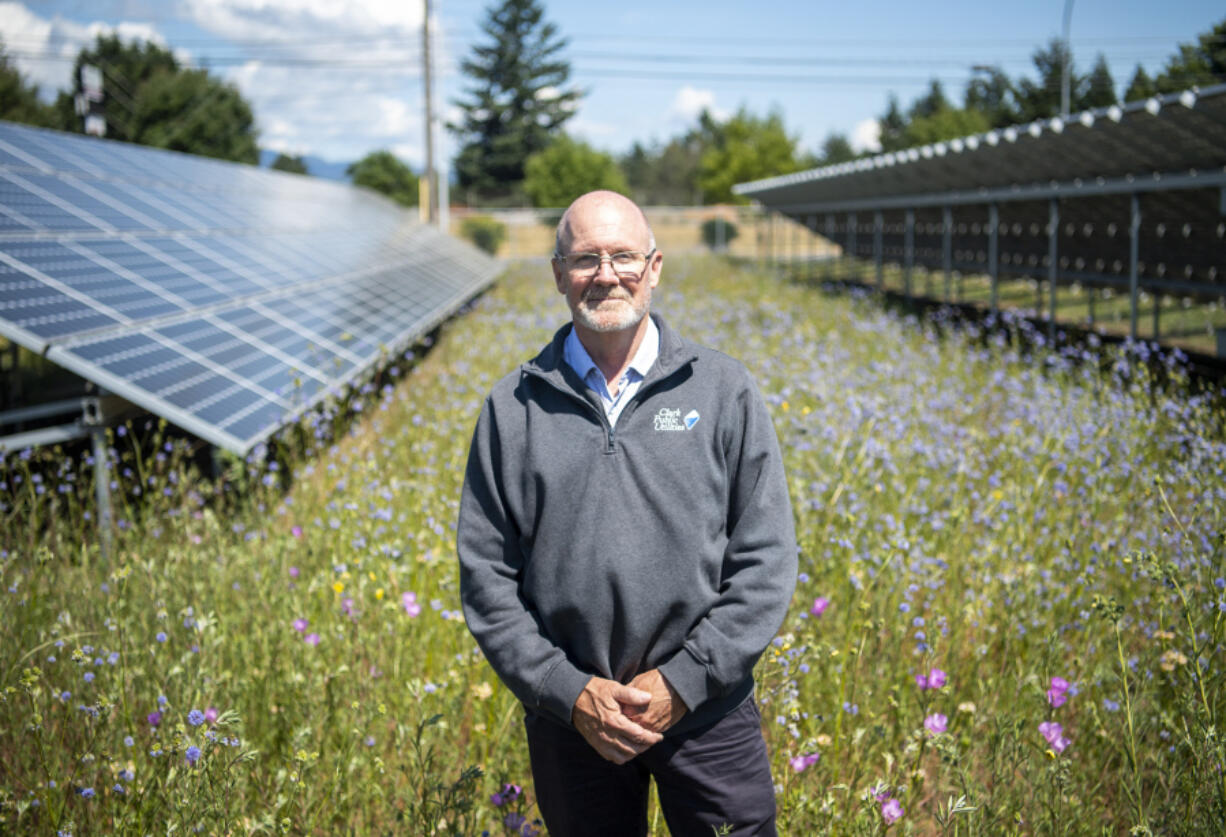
[574,292,650,333]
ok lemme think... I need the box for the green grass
[2,255,1224,834]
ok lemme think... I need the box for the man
[458,191,797,835]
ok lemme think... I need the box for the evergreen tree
[877,94,908,152]
[818,132,856,165]
[908,80,951,121]
[449,0,580,203]
[1082,54,1117,109]
[1016,38,1083,121]
[1124,65,1157,102]
[1154,18,1226,92]
[965,65,1019,128]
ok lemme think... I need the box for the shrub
[701,217,738,251]
[460,215,507,255]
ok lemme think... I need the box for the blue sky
[2,0,1222,173]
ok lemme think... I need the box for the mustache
[582,289,633,303]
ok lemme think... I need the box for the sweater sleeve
[457,395,592,727]
[658,372,798,712]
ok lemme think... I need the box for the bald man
[458,191,797,836]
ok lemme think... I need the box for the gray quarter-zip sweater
[458,314,797,735]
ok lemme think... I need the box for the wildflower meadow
[2,255,1224,835]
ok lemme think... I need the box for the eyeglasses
[553,249,656,278]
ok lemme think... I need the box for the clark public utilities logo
[654,408,700,431]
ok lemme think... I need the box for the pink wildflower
[810,597,830,617]
[924,713,948,735]
[402,592,421,617]
[881,797,904,824]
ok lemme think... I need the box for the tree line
[1,2,1223,209]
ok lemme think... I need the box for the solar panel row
[0,120,498,453]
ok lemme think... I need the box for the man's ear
[552,259,568,295]
[647,251,663,290]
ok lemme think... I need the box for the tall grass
[2,255,1223,834]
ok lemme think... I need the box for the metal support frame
[988,204,999,313]
[1048,198,1059,342]
[1129,193,1140,340]
[0,394,124,558]
[904,209,915,297]
[848,213,858,281]
[942,205,953,302]
[873,210,884,289]
[753,167,1226,216]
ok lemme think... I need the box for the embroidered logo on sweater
[654,407,698,431]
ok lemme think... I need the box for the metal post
[768,212,775,267]
[1129,193,1140,340]
[421,0,437,224]
[989,204,999,312]
[904,209,915,297]
[90,422,113,559]
[942,205,953,301]
[874,210,884,289]
[808,214,817,274]
[1153,287,1161,340]
[1048,198,1059,342]
[848,213,857,282]
[825,214,835,279]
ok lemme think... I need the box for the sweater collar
[524,313,696,391]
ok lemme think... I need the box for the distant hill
[258,150,352,182]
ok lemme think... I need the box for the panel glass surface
[2,119,497,452]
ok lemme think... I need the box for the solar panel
[0,120,499,453]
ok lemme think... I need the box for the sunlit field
[3,255,1225,835]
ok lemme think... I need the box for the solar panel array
[733,84,1226,302]
[0,120,499,453]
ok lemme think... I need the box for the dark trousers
[524,696,777,837]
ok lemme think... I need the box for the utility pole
[421,0,437,224]
[1060,0,1074,117]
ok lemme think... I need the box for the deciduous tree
[271,153,309,175]
[347,151,419,207]
[697,109,805,205]
[130,69,258,163]
[0,42,54,127]
[522,135,626,208]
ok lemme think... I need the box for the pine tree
[877,94,908,152]
[1154,18,1226,93]
[1081,54,1117,109]
[449,0,580,203]
[1124,65,1157,102]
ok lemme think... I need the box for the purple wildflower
[881,797,903,824]
[810,597,830,617]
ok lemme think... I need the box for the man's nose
[592,259,620,282]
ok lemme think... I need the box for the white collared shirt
[563,318,659,428]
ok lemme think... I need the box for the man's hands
[572,677,662,764]
[571,670,689,764]
[624,669,688,733]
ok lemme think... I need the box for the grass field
[2,255,1225,835]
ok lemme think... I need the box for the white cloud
[668,85,726,124]
[181,0,423,42]
[850,118,882,154]
[0,3,171,98]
